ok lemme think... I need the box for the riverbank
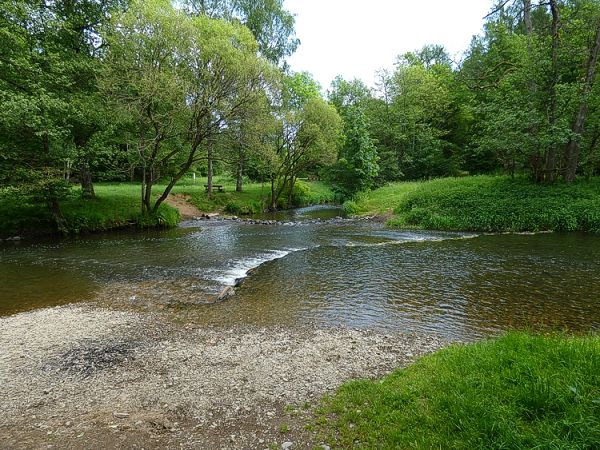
[317,332,600,448]
[0,184,180,239]
[351,176,600,232]
[2,307,598,449]
[0,178,335,238]
[179,178,335,216]
[0,305,445,449]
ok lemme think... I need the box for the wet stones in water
[44,340,139,378]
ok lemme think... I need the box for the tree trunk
[523,0,532,36]
[79,160,95,199]
[544,0,561,182]
[564,20,600,182]
[48,198,68,235]
[143,169,153,213]
[207,146,213,197]
[287,176,296,209]
[585,129,600,179]
[270,177,277,211]
[236,149,244,192]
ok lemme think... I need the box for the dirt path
[0,305,447,449]
[164,194,204,220]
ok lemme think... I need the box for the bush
[342,200,360,215]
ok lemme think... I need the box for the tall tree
[327,77,379,197]
[564,17,600,181]
[268,73,342,209]
[183,0,299,65]
[102,0,274,213]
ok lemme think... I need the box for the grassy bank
[317,332,600,449]
[0,177,335,237]
[352,176,600,232]
[0,184,179,238]
[174,176,335,215]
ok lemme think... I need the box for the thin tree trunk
[207,146,213,197]
[143,168,153,213]
[270,177,277,211]
[585,129,600,179]
[287,176,296,209]
[79,160,95,199]
[564,20,600,182]
[141,165,146,214]
[48,198,68,234]
[544,0,561,182]
[523,0,533,36]
[236,149,244,192]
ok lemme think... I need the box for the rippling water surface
[1,206,599,339]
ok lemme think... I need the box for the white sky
[285,0,495,90]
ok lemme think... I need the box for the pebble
[282,442,293,449]
[113,412,129,419]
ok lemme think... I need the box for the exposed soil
[0,305,448,449]
[165,194,204,220]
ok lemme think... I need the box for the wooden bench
[204,184,224,192]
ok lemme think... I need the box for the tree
[267,73,343,209]
[327,77,379,197]
[328,107,379,198]
[461,0,600,182]
[183,0,299,65]
[102,0,274,213]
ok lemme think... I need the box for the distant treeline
[1,1,599,230]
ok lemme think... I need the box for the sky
[285,0,495,91]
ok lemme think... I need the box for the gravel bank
[0,305,447,449]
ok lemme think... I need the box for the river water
[1,206,599,339]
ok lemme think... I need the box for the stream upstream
[1,206,599,340]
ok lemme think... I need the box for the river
[1,206,599,340]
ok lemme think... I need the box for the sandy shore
[0,305,447,449]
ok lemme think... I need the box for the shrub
[342,200,360,215]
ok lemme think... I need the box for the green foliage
[317,333,600,449]
[137,204,180,229]
[327,106,379,198]
[391,176,600,232]
[354,176,600,232]
[224,200,262,215]
[0,0,127,200]
[183,0,299,65]
[341,200,359,215]
[0,184,180,237]
[287,181,311,207]
[184,176,335,214]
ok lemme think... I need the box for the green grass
[172,175,335,214]
[354,176,600,232]
[0,183,180,237]
[317,332,600,449]
[0,177,335,237]
[349,181,421,215]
